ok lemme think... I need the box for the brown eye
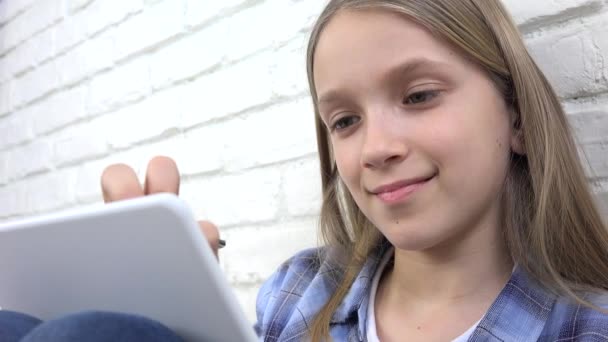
[403,90,439,105]
[332,116,360,131]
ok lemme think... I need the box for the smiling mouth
[372,176,434,204]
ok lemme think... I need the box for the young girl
[250,0,608,341]
[3,0,608,341]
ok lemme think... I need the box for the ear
[509,110,525,155]
[510,131,525,155]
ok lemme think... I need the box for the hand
[100,156,222,257]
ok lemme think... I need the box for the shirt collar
[470,265,557,341]
[330,241,391,337]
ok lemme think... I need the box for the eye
[331,115,360,131]
[403,90,440,105]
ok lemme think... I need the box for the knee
[22,311,183,342]
[0,311,42,342]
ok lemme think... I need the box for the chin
[389,237,442,252]
[380,226,447,252]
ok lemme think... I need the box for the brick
[221,98,317,171]
[0,111,34,148]
[150,20,226,89]
[51,123,109,167]
[0,182,27,218]
[180,126,225,176]
[185,0,249,28]
[591,18,608,84]
[283,157,322,216]
[595,190,608,220]
[223,0,323,62]
[569,109,608,144]
[73,159,106,203]
[1,0,62,54]
[0,81,11,116]
[12,60,60,107]
[128,135,193,178]
[2,50,30,82]
[68,0,94,13]
[504,0,602,27]
[100,87,181,150]
[0,152,8,185]
[86,57,150,115]
[31,85,87,136]
[0,54,13,84]
[114,0,184,61]
[0,0,36,25]
[180,168,282,227]
[220,218,318,284]
[53,16,85,54]
[8,139,53,178]
[269,35,309,97]
[54,0,142,54]
[57,29,115,86]
[582,142,608,179]
[23,169,78,214]
[78,0,144,37]
[222,1,288,61]
[7,42,36,78]
[10,28,55,75]
[527,21,605,98]
[0,55,9,83]
[180,54,274,128]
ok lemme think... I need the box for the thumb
[198,220,221,259]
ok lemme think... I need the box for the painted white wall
[0,0,607,321]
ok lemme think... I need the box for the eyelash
[330,115,360,132]
[328,89,441,132]
[403,89,440,105]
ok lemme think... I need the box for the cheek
[430,111,513,191]
[333,142,363,192]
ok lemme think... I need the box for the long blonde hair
[306,0,608,340]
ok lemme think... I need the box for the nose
[360,115,409,169]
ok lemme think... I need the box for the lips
[369,175,434,204]
[370,176,433,195]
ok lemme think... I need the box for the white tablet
[0,194,258,342]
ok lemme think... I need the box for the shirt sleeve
[253,260,290,339]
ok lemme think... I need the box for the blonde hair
[306,0,608,340]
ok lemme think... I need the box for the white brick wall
[0,0,607,323]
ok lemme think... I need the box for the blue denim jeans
[0,310,184,342]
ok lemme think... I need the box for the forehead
[313,9,463,92]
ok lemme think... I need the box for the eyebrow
[317,58,451,106]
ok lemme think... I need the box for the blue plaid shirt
[254,243,608,341]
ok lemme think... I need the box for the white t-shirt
[366,249,481,342]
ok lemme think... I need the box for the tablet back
[0,194,257,342]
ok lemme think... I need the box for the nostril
[362,153,405,169]
[385,155,401,164]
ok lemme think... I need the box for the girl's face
[314,9,522,251]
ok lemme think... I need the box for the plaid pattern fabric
[254,243,608,341]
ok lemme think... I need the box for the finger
[100,164,144,203]
[198,220,221,259]
[144,156,180,196]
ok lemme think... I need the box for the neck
[383,218,513,306]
